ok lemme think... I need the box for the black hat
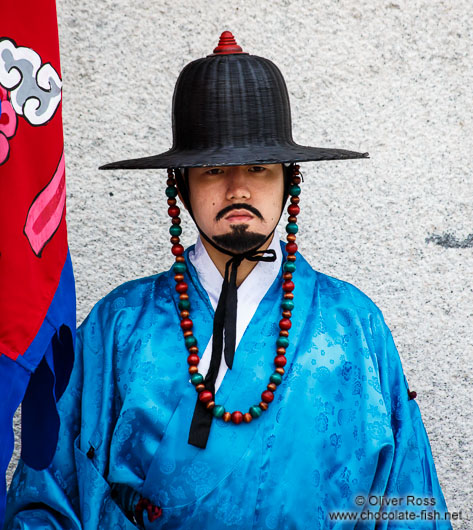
[100,31,368,170]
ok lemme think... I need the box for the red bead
[288,204,300,216]
[172,217,181,225]
[286,242,298,254]
[168,206,180,217]
[167,198,177,206]
[180,318,193,330]
[262,390,274,403]
[279,318,292,330]
[172,244,184,256]
[187,354,200,366]
[231,411,243,424]
[275,355,287,367]
[199,390,213,403]
[282,281,295,292]
[175,282,188,293]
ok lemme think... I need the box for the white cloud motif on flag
[0,38,62,126]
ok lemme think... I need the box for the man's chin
[212,225,267,253]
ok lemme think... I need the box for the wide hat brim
[99,144,368,170]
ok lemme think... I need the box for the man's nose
[225,166,251,200]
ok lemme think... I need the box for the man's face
[187,164,285,253]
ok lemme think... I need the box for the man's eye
[205,168,223,175]
[249,166,266,173]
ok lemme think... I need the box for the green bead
[283,262,296,273]
[249,405,262,418]
[289,185,301,196]
[165,186,178,198]
[213,405,225,418]
[270,372,283,385]
[185,336,197,348]
[173,262,187,274]
[281,299,294,311]
[178,299,191,310]
[169,225,182,237]
[276,336,289,348]
[191,373,204,385]
[286,222,298,234]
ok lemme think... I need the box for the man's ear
[174,168,191,213]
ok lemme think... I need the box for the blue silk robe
[5,244,451,529]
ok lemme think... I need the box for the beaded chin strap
[165,165,302,448]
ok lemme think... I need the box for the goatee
[212,224,267,253]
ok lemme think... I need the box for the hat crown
[99,32,368,170]
[171,40,295,155]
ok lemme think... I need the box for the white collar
[188,230,282,311]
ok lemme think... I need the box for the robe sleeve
[3,326,85,530]
[368,311,452,529]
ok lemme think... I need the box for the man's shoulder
[79,269,173,330]
[296,250,382,318]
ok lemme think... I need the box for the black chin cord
[188,247,276,449]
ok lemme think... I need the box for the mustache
[215,203,264,222]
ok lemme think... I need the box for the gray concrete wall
[8,0,472,527]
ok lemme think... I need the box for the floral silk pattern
[5,244,451,529]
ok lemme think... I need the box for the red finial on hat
[213,31,243,54]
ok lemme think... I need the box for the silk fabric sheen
[5,243,451,529]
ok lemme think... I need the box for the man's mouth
[224,209,254,223]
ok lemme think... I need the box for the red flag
[0,1,76,522]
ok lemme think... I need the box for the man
[5,32,451,529]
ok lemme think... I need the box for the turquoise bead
[276,336,289,348]
[173,262,187,274]
[178,299,191,310]
[213,405,225,418]
[281,299,294,311]
[169,225,182,236]
[283,262,296,273]
[165,186,178,198]
[270,373,283,385]
[286,222,298,234]
[249,405,262,418]
[191,373,204,385]
[289,185,301,196]
[185,336,197,348]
